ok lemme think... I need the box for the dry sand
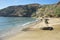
[5,18,60,40]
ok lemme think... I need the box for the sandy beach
[5,18,60,40]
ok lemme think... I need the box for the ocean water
[0,17,36,38]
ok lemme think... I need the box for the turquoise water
[0,17,36,38]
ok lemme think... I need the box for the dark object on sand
[45,19,49,24]
[41,27,53,30]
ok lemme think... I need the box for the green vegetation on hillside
[0,2,60,17]
[33,2,60,18]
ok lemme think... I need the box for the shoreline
[2,18,41,40]
[4,18,60,40]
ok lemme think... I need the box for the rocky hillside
[0,4,40,17]
[0,2,60,17]
[35,2,60,17]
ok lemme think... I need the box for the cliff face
[0,2,60,17]
[0,4,40,17]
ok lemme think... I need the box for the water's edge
[2,18,41,40]
[0,19,41,40]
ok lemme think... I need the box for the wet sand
[5,18,60,40]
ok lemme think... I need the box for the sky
[0,0,60,9]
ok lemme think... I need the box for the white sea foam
[0,21,34,38]
[0,17,39,39]
[22,22,32,26]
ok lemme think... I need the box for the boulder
[40,27,53,30]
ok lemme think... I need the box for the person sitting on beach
[42,16,49,27]
[45,18,49,24]
[44,17,49,27]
